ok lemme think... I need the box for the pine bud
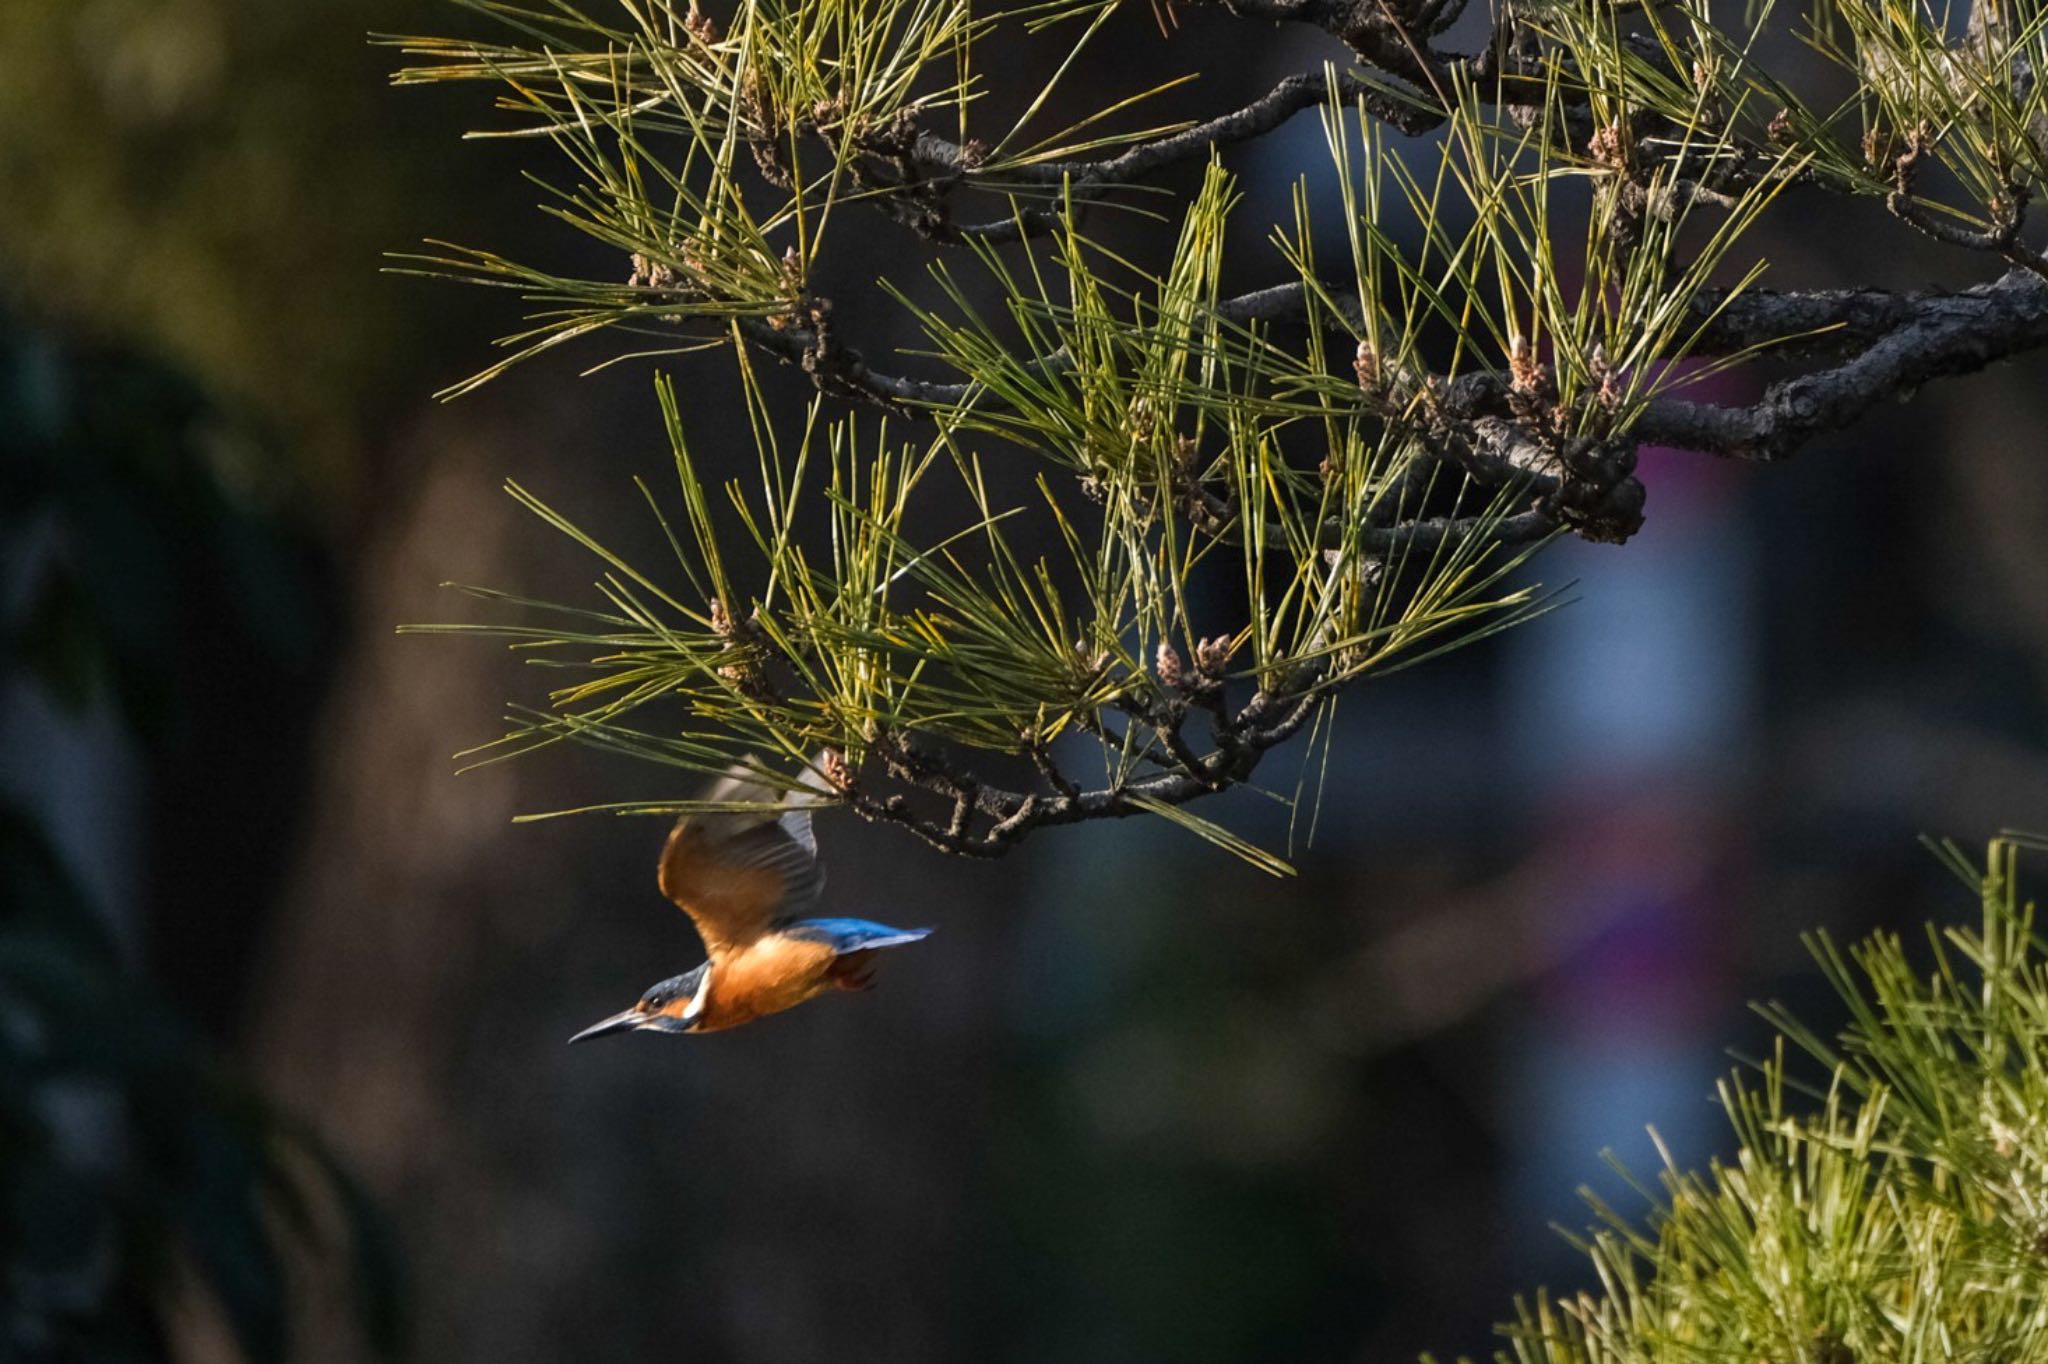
[1155,641,1185,690]
[1587,122,1626,168]
[1354,339,1380,393]
[1509,334,1541,393]
[1193,633,1235,688]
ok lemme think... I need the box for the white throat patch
[680,973,709,1025]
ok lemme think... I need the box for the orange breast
[697,935,840,1031]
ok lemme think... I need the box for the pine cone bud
[1587,122,1626,168]
[1354,339,1380,393]
[1509,335,1540,393]
[1155,642,1185,690]
[1193,634,1235,688]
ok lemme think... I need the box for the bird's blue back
[779,917,933,953]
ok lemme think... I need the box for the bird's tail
[782,918,934,953]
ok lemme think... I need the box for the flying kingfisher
[569,762,932,1041]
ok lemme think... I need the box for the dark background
[3,2,2045,1361]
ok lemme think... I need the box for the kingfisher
[569,762,932,1041]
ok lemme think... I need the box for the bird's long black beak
[568,1008,643,1045]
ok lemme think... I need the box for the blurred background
[3,2,2045,1361]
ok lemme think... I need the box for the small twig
[1886,132,2048,279]
[1026,738,1081,802]
[1338,506,1558,560]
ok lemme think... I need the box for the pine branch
[1638,269,2048,460]
[916,68,1446,188]
[401,0,2048,864]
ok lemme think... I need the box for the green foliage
[1488,834,2048,1364]
[408,350,1542,871]
[396,0,2048,862]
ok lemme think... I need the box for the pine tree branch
[1637,269,2048,460]
[1882,126,2048,280]
[1682,282,1951,357]
[872,71,1441,245]
[917,68,1445,188]
[736,268,2048,552]
[834,679,1318,857]
[1351,506,1557,557]
[1193,0,1553,111]
[411,0,2048,865]
[1175,274,2030,361]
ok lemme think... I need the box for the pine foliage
[394,0,2048,864]
[1494,834,2048,1364]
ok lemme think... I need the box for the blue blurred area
[1494,447,1756,1279]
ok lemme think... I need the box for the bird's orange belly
[697,936,839,1031]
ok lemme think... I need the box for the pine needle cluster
[394,0,2048,864]
[1494,835,2048,1364]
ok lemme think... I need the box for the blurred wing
[657,765,825,955]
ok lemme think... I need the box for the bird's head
[568,963,710,1043]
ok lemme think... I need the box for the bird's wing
[657,764,826,956]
